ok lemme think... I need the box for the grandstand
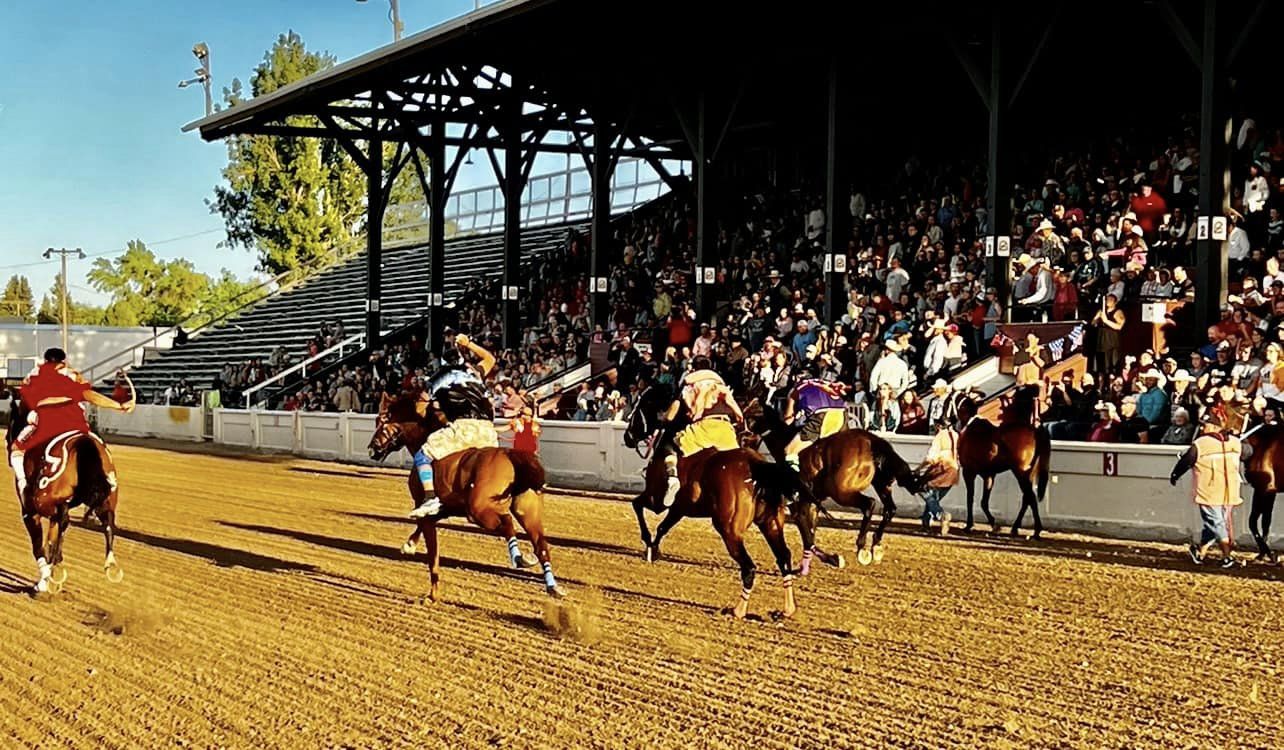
[122,223,579,402]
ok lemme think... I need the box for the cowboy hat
[1036,219,1055,232]
[1130,224,1145,237]
[883,339,904,353]
[1014,253,1035,267]
[1172,369,1194,382]
[932,378,949,390]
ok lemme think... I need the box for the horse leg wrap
[541,561,557,590]
[506,537,523,567]
[782,574,795,589]
[412,450,435,498]
[9,450,26,495]
[800,548,814,576]
[740,568,756,593]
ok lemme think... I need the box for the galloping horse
[622,384,797,618]
[368,390,562,601]
[956,396,1052,538]
[1243,424,1284,563]
[747,402,939,570]
[5,392,125,594]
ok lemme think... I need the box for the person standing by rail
[1169,413,1246,568]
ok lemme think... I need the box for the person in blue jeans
[919,418,958,535]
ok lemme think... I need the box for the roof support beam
[1156,0,1201,70]
[1007,0,1061,109]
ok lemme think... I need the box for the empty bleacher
[123,223,580,400]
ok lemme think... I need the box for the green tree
[191,269,268,327]
[37,274,105,325]
[209,31,366,278]
[1,274,35,321]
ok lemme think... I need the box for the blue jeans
[1198,504,1231,546]
[921,487,949,524]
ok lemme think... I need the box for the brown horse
[6,399,123,595]
[956,396,1052,538]
[748,402,939,570]
[1243,424,1284,564]
[368,391,562,601]
[621,390,797,618]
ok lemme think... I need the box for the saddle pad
[36,431,110,492]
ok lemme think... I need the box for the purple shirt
[793,379,845,414]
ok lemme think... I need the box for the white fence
[90,408,1274,548]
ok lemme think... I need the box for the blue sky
[0,0,501,305]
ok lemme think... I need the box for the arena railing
[242,333,366,409]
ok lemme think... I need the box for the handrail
[243,332,365,408]
[83,269,293,385]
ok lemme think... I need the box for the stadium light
[178,42,213,117]
[42,247,86,353]
[356,0,404,42]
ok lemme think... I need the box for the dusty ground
[1,443,1282,749]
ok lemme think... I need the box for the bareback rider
[9,348,134,500]
[658,356,744,507]
[782,368,849,472]
[1006,333,1046,426]
[408,333,498,520]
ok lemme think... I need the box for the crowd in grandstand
[194,117,1284,446]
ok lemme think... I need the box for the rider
[9,348,134,500]
[407,333,497,520]
[781,363,849,472]
[1007,333,1046,426]
[658,356,744,507]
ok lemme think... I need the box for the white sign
[823,254,833,273]
[1211,216,1228,241]
[984,237,995,257]
[366,299,380,312]
[694,266,704,284]
[430,293,444,307]
[595,277,608,293]
[833,254,847,273]
[702,267,716,285]
[1196,216,1210,240]
[996,236,1011,257]
[1140,302,1167,323]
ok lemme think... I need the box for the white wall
[136,410,1276,549]
[0,323,174,380]
[94,404,204,442]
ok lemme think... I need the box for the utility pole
[43,247,85,353]
[356,0,403,41]
[178,42,213,116]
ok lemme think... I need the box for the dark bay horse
[748,403,939,570]
[6,398,124,594]
[1243,424,1284,563]
[623,384,797,617]
[368,391,562,601]
[956,397,1052,538]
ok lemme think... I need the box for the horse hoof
[516,553,539,569]
[729,603,749,620]
[833,554,847,570]
[857,549,873,566]
[871,545,885,564]
[644,546,659,563]
[546,585,567,599]
[105,563,124,583]
[50,565,68,586]
[399,541,417,556]
[798,559,812,577]
[48,578,64,594]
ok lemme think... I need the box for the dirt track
[1,443,1282,749]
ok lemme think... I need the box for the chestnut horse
[367,391,562,601]
[6,398,123,594]
[1243,424,1284,563]
[956,396,1052,538]
[622,388,798,618]
[747,402,939,571]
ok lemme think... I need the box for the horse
[622,383,798,618]
[747,401,939,570]
[5,395,124,595]
[367,390,562,601]
[955,395,1052,538]
[1243,423,1284,564]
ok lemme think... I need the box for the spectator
[1091,294,1126,374]
[1162,408,1196,445]
[919,418,958,535]
[897,390,927,435]
[869,384,900,433]
[1170,415,1244,568]
[1088,402,1121,442]
[500,403,541,455]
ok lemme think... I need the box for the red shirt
[509,417,540,454]
[668,317,694,347]
[20,363,89,409]
[1130,193,1168,235]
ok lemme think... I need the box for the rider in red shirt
[9,348,134,498]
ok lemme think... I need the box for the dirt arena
[1,443,1282,749]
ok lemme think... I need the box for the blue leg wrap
[507,537,522,566]
[541,561,557,589]
[413,450,434,491]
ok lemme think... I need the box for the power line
[0,227,225,272]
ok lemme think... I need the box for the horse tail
[73,437,113,509]
[748,458,791,512]
[1034,426,1052,502]
[876,436,939,495]
[505,449,547,496]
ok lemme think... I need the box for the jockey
[408,333,498,520]
[1007,334,1046,426]
[9,348,133,500]
[658,356,744,507]
[782,367,849,471]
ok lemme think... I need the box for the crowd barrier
[94,404,204,442]
[90,408,1275,549]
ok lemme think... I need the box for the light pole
[178,42,213,116]
[356,0,404,41]
[43,247,85,353]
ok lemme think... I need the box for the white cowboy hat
[1130,224,1145,237]
[1036,219,1055,232]
[1014,253,1035,267]
[932,378,948,390]
[883,339,904,353]
[1172,369,1194,382]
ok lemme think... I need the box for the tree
[1,275,35,321]
[37,274,105,325]
[209,32,366,278]
[87,240,266,328]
